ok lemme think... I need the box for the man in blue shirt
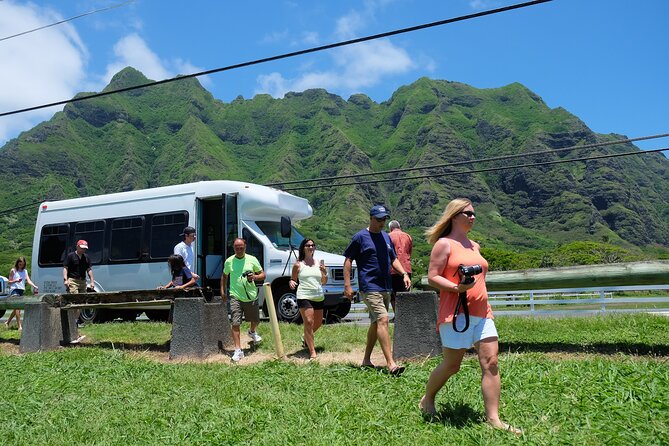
[344,205,411,375]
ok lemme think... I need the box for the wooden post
[262,283,285,359]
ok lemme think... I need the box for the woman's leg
[300,307,317,358]
[14,310,21,330]
[420,347,466,415]
[475,338,521,433]
[312,308,323,334]
[475,338,501,422]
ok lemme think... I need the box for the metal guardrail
[345,285,669,321]
[487,284,669,316]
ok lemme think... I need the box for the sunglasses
[305,244,316,248]
[460,211,476,217]
[373,217,388,222]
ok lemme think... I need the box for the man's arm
[344,258,354,300]
[391,258,411,290]
[87,268,94,289]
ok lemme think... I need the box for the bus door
[199,194,237,293]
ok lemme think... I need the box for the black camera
[458,264,482,285]
[241,270,255,280]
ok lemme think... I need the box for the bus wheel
[0,310,5,320]
[326,300,351,324]
[78,308,100,324]
[145,310,170,322]
[275,287,301,323]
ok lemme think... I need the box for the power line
[266,133,669,187]
[0,0,553,118]
[281,147,669,191]
[0,1,135,43]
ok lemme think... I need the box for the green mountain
[1,67,668,274]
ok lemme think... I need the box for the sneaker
[248,330,262,343]
[70,335,86,344]
[232,349,244,362]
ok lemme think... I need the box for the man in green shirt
[221,238,266,362]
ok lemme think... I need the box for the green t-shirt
[223,254,263,302]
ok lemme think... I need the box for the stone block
[393,291,442,361]
[170,296,233,360]
[19,302,79,353]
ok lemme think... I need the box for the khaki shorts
[229,297,260,326]
[67,278,87,294]
[361,291,390,323]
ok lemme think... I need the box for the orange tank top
[437,238,493,327]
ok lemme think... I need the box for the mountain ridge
[0,67,667,272]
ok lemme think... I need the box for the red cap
[77,240,89,249]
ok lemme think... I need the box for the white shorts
[439,316,498,349]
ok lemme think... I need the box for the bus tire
[78,308,103,324]
[0,310,5,320]
[274,287,301,323]
[145,310,170,322]
[326,300,351,324]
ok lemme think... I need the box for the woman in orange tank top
[418,198,521,435]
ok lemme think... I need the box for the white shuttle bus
[31,180,355,323]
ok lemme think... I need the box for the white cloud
[102,33,171,84]
[469,0,499,11]
[98,33,210,89]
[255,2,417,99]
[0,1,88,144]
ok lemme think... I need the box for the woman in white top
[5,257,38,330]
[289,238,327,359]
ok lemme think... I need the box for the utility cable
[281,147,669,191]
[0,1,135,43]
[0,0,553,117]
[266,133,669,187]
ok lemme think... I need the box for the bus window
[110,216,144,261]
[255,221,305,249]
[150,212,188,260]
[242,228,264,267]
[74,220,105,264]
[39,224,69,266]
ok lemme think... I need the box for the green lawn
[0,314,667,445]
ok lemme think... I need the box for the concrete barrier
[169,296,233,359]
[19,302,79,352]
[393,291,442,361]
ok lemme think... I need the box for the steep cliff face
[0,68,667,264]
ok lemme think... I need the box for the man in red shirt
[388,220,412,317]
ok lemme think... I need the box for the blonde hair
[425,198,472,244]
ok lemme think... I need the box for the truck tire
[274,286,301,323]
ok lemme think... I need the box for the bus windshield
[255,221,305,250]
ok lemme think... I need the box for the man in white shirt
[173,226,200,281]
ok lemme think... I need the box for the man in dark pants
[343,205,411,375]
[63,239,94,343]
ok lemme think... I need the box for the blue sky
[1,0,667,153]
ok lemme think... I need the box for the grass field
[0,314,667,445]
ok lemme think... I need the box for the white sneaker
[70,335,86,344]
[232,349,244,362]
[248,330,262,343]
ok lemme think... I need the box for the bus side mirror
[280,216,292,238]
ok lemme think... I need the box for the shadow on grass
[500,341,669,356]
[77,341,170,352]
[424,402,482,428]
[286,346,325,360]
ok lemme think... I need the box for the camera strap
[452,291,470,333]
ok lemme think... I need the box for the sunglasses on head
[460,211,476,217]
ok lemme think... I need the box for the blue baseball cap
[370,205,390,218]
